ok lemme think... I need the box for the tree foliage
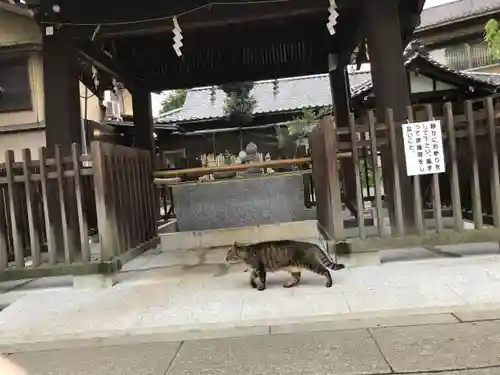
[485,19,500,59]
[287,106,332,137]
[159,89,187,114]
[219,82,256,124]
[275,106,332,159]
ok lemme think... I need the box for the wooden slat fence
[310,96,500,252]
[0,141,158,281]
[92,142,158,262]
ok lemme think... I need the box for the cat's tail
[330,263,346,270]
[315,245,346,271]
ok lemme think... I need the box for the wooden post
[72,144,90,261]
[0,187,8,271]
[43,32,83,258]
[444,102,464,232]
[22,149,41,267]
[348,113,366,239]
[466,101,483,229]
[367,110,386,237]
[406,106,425,235]
[55,146,74,264]
[91,142,117,261]
[363,0,416,232]
[424,105,443,234]
[132,89,155,156]
[309,116,344,249]
[486,97,500,229]
[38,147,57,265]
[5,151,22,268]
[328,58,357,217]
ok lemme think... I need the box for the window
[0,55,32,113]
[163,149,186,168]
[444,41,496,71]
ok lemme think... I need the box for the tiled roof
[0,0,33,17]
[156,70,371,124]
[332,44,499,101]
[155,43,500,125]
[464,71,500,85]
[418,0,500,30]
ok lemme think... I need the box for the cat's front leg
[249,269,258,288]
[256,263,267,291]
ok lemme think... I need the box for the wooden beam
[155,158,311,178]
[147,63,326,91]
[96,7,329,39]
[37,0,330,39]
[78,41,143,90]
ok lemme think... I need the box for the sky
[151,93,164,118]
[150,0,458,117]
[424,0,458,7]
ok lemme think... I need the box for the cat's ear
[233,241,238,246]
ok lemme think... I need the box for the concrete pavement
[2,247,500,350]
[5,319,500,375]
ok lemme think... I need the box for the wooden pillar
[328,54,357,217]
[43,32,82,153]
[363,0,416,231]
[42,31,82,257]
[132,89,155,155]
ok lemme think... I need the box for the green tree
[287,106,332,137]
[485,19,500,59]
[274,106,332,160]
[159,89,187,114]
[219,82,256,124]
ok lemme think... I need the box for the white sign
[402,120,445,176]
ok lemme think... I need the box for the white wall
[409,71,456,93]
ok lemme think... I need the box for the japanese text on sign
[401,120,445,176]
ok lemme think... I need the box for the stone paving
[4,319,500,375]
[2,245,500,349]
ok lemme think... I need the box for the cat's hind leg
[309,262,333,288]
[283,267,301,288]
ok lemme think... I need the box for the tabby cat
[225,240,345,291]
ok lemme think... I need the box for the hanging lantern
[210,86,216,105]
[273,79,279,98]
[92,65,99,90]
[112,78,120,94]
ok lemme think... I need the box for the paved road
[4,318,500,375]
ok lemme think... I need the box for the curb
[2,303,500,353]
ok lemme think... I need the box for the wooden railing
[92,142,158,261]
[311,96,500,252]
[0,141,158,281]
[445,44,497,71]
[154,157,311,178]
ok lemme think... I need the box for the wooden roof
[155,42,499,127]
[28,0,425,91]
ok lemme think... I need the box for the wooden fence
[310,96,500,252]
[0,141,158,281]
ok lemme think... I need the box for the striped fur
[225,240,345,291]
